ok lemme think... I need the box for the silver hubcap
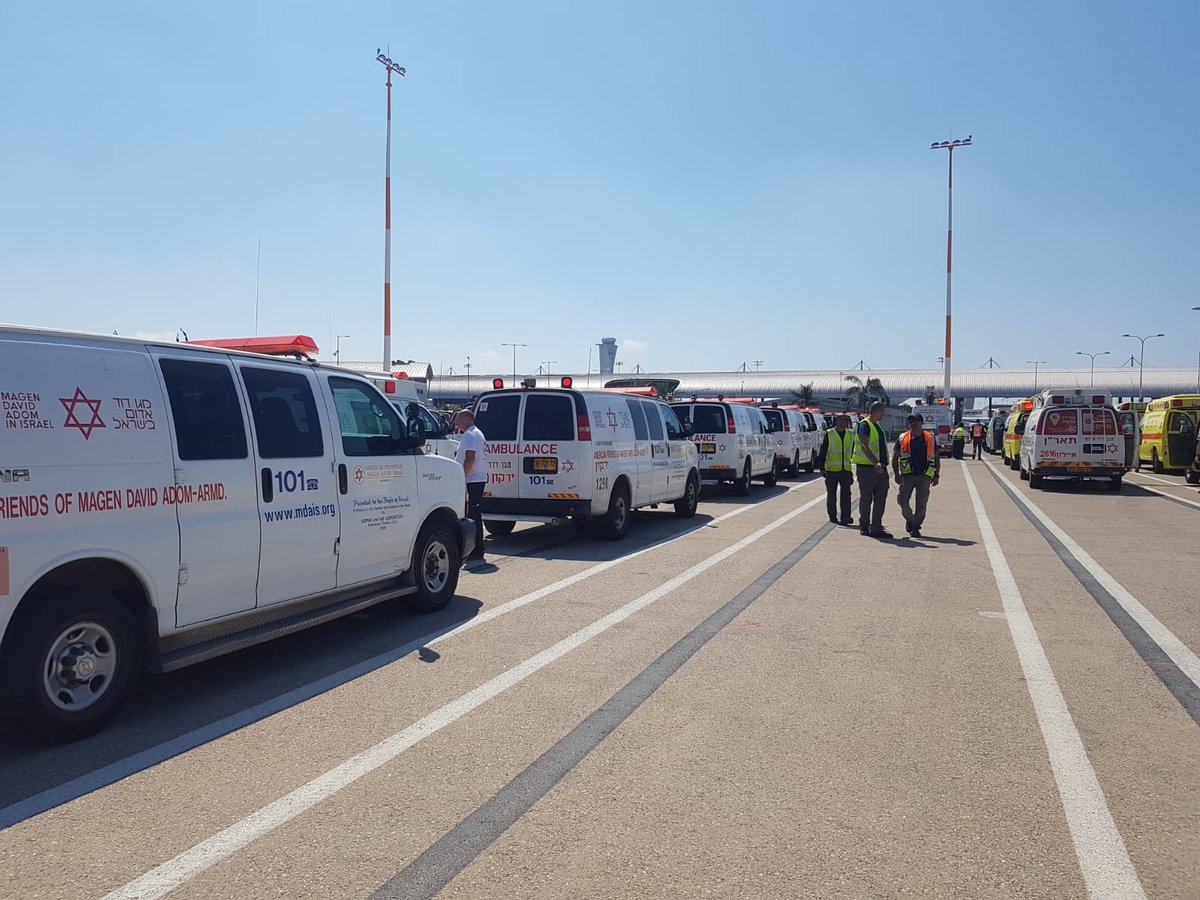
[424,539,450,592]
[614,496,626,528]
[43,621,117,712]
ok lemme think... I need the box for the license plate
[1067,464,1090,473]
[525,457,558,474]
[700,442,717,454]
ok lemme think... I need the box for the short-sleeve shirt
[456,425,489,484]
[857,419,887,466]
[894,431,931,476]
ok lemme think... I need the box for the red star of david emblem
[606,410,619,430]
[60,387,106,440]
[354,466,366,484]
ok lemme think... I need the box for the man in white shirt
[454,409,488,563]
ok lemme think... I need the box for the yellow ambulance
[1136,394,1200,473]
[1002,398,1036,469]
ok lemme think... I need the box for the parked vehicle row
[0,328,476,741]
[1016,389,1125,490]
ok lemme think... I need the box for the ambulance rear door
[520,391,586,504]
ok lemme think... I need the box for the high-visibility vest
[852,420,885,465]
[971,423,983,438]
[823,428,856,472]
[953,426,965,440]
[899,430,937,476]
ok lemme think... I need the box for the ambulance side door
[237,363,340,608]
[156,355,263,628]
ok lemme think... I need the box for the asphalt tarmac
[1,458,1197,899]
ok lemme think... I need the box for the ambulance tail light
[1172,398,1183,407]
[727,413,737,434]
[561,376,573,389]
[1093,395,1106,405]
[1050,395,1065,405]
[492,378,504,390]
[783,417,791,432]
[576,414,592,441]
[384,381,396,394]
[1022,401,1034,410]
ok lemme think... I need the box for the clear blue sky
[2,1,1197,376]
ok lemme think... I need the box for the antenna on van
[177,328,189,342]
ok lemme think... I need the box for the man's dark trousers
[855,464,888,532]
[972,438,984,460]
[824,470,853,522]
[465,482,485,558]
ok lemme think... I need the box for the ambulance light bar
[189,334,320,357]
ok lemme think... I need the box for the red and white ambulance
[1018,388,1125,490]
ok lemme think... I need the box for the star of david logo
[606,410,619,430]
[60,387,106,440]
[561,459,575,474]
[354,466,366,484]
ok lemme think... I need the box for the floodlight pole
[930,136,972,407]
[377,50,406,372]
[1121,332,1165,401]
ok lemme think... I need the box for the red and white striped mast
[377,50,406,372]
[930,135,971,407]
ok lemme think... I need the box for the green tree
[790,382,815,405]
[843,375,869,411]
[865,377,890,407]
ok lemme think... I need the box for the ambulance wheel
[1028,470,1043,488]
[411,522,460,612]
[762,466,778,487]
[803,452,815,473]
[787,453,799,477]
[1186,469,1200,485]
[1152,450,1164,474]
[0,589,141,743]
[1109,476,1123,491]
[1019,458,1029,481]
[483,520,515,536]
[674,473,700,518]
[735,462,752,496]
[598,480,631,540]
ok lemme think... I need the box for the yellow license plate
[700,442,717,454]
[531,457,558,473]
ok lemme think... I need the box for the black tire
[790,452,800,477]
[1109,476,1123,491]
[1019,457,1029,481]
[0,589,141,743]
[762,465,778,487]
[674,473,699,518]
[1152,450,1164,474]
[803,452,815,473]
[735,461,752,496]
[1186,469,1200,485]
[597,480,632,540]
[1029,469,1043,488]
[411,521,460,612]
[483,519,515,536]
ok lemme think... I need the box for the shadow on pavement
[0,593,484,818]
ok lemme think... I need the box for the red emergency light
[393,371,409,379]
[1022,401,1035,410]
[189,334,319,357]
[1050,395,1065,405]
[492,378,505,389]
[1093,395,1106,405]
[384,381,396,394]
[560,376,574,389]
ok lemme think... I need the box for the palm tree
[864,377,890,407]
[843,375,869,411]
[790,382,815,405]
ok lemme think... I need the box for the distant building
[598,338,617,376]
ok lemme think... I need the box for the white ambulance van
[472,379,700,540]
[1019,388,1125,490]
[760,406,811,477]
[669,400,776,495]
[0,327,475,740]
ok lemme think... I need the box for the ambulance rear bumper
[480,497,592,519]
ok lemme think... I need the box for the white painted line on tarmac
[1129,471,1182,486]
[963,464,1144,899]
[0,483,822,833]
[1127,473,1200,510]
[984,460,1200,689]
[100,494,827,900]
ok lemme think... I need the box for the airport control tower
[598,337,618,376]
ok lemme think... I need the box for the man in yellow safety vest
[852,401,893,538]
[892,413,941,538]
[817,412,856,525]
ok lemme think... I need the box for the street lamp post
[465,356,471,401]
[1121,333,1165,401]
[1074,350,1109,387]
[376,50,406,373]
[1193,308,1199,392]
[930,135,972,406]
[1026,360,1047,392]
[334,334,350,365]
[502,343,527,381]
